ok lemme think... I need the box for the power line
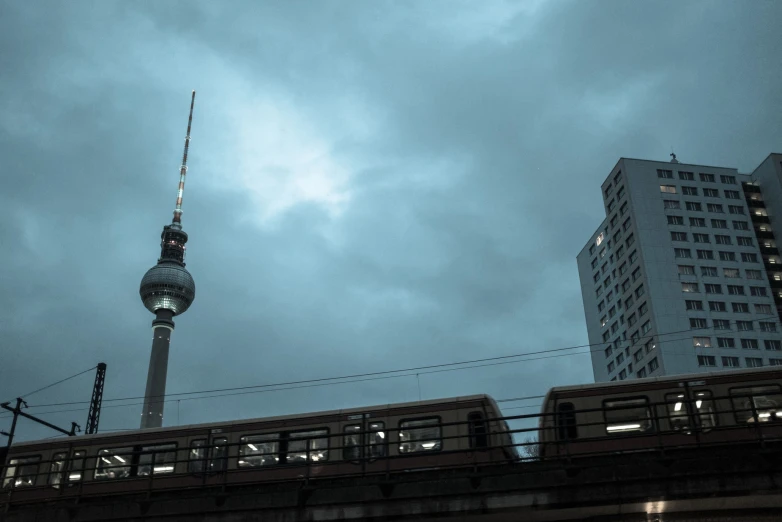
[7,313,781,418]
[4,365,97,404]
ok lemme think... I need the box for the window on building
[742,253,759,263]
[678,265,695,275]
[617,186,625,199]
[707,203,724,213]
[657,169,673,179]
[770,359,782,366]
[629,250,638,264]
[635,285,645,298]
[714,235,731,245]
[686,300,703,310]
[618,369,627,380]
[616,352,625,364]
[737,236,754,247]
[625,233,634,247]
[720,175,737,185]
[711,219,728,229]
[729,205,745,215]
[755,304,772,314]
[728,285,745,296]
[697,250,714,260]
[667,215,684,225]
[641,321,651,334]
[660,184,677,193]
[705,284,722,294]
[620,202,628,216]
[690,318,708,329]
[663,199,681,210]
[703,188,719,197]
[682,282,698,293]
[627,313,637,327]
[722,356,740,368]
[693,336,711,347]
[681,186,697,196]
[750,286,768,297]
[701,266,718,277]
[759,322,777,333]
[733,220,750,230]
[689,217,706,227]
[725,190,741,199]
[698,355,717,367]
[722,268,739,278]
[741,339,760,350]
[675,248,692,258]
[693,233,710,243]
[631,267,641,281]
[731,302,749,313]
[638,301,648,316]
[714,319,731,330]
[718,337,736,348]
[765,340,782,351]
[631,330,640,343]
[745,358,764,368]
[719,251,735,262]
[686,201,703,212]
[649,357,659,372]
[623,218,632,231]
[636,367,647,378]
[700,173,715,182]
[679,171,694,180]
[602,331,610,342]
[736,320,754,331]
[746,269,763,280]
[709,301,726,312]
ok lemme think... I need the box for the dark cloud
[1,0,781,441]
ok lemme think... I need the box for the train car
[539,366,782,458]
[1,394,516,505]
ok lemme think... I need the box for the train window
[2,456,41,488]
[468,412,488,448]
[189,439,227,472]
[730,385,782,424]
[48,450,86,487]
[344,423,386,460]
[95,447,133,480]
[665,391,717,433]
[603,397,653,434]
[138,443,177,475]
[399,417,442,453]
[288,429,329,463]
[211,438,228,471]
[556,402,578,440]
[239,434,279,468]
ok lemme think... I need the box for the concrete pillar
[140,309,175,429]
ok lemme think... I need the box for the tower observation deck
[138,91,197,429]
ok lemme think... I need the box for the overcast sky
[1,0,781,442]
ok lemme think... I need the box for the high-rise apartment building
[577,154,782,382]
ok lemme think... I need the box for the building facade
[577,154,782,382]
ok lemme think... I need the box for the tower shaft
[140,310,174,429]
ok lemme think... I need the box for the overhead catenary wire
[3,365,97,404]
[7,312,781,420]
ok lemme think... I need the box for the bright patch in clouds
[226,97,353,226]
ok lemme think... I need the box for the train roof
[9,394,499,449]
[546,366,782,397]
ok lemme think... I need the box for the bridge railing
[1,392,780,504]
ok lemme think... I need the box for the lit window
[693,336,711,347]
[238,434,280,467]
[660,185,677,193]
[730,385,781,424]
[2,456,41,488]
[399,418,442,453]
[287,429,330,463]
[138,443,177,476]
[604,398,653,434]
[94,448,133,480]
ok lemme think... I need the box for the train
[1,366,780,504]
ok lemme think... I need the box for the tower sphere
[139,262,196,315]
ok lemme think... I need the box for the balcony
[752,215,771,224]
[742,183,761,193]
[756,230,775,240]
[761,246,781,256]
[769,279,782,289]
[747,199,766,209]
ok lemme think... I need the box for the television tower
[138,91,197,429]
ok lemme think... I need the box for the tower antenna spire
[172,90,196,227]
